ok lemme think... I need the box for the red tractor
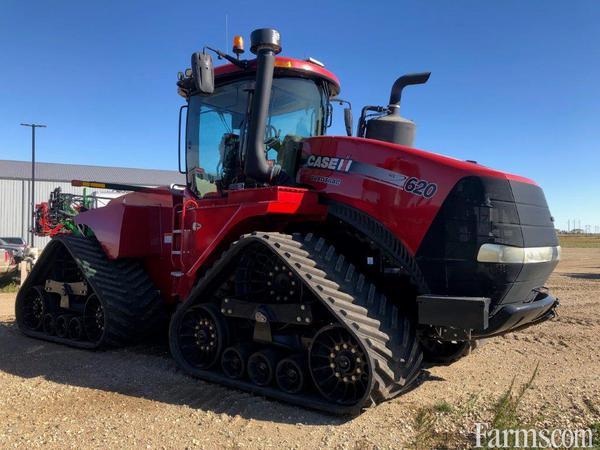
[16,29,560,414]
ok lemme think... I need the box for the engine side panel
[298,136,533,255]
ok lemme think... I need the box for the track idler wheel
[248,349,279,386]
[276,354,306,394]
[68,317,84,340]
[83,294,105,343]
[19,286,47,331]
[222,344,254,379]
[176,303,229,369]
[309,325,370,405]
[42,313,56,335]
[55,315,73,338]
[421,339,473,364]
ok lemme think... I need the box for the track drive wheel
[236,244,302,303]
[309,325,370,406]
[175,303,229,369]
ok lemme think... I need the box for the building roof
[0,159,185,186]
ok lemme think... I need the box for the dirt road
[1,248,598,449]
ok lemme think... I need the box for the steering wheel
[264,125,281,149]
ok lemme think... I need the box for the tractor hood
[297,135,553,253]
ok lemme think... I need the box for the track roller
[222,344,254,379]
[55,315,73,338]
[42,314,56,335]
[248,349,280,386]
[175,303,229,369]
[276,354,306,394]
[68,317,84,340]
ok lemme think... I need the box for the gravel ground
[0,248,598,449]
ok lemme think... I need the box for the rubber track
[169,232,423,414]
[16,235,165,349]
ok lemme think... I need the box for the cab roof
[214,56,340,97]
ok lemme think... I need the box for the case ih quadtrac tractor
[16,29,560,414]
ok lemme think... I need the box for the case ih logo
[306,155,353,172]
[305,154,438,199]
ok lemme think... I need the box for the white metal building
[0,159,185,249]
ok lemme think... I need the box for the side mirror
[191,52,215,94]
[343,108,353,136]
[331,98,353,137]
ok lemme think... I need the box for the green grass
[409,366,542,449]
[410,401,458,449]
[490,363,539,431]
[559,234,600,248]
[590,422,600,449]
[433,400,454,414]
[411,406,439,450]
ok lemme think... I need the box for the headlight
[477,244,561,264]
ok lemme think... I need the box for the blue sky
[1,0,599,231]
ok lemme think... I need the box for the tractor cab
[177,30,340,196]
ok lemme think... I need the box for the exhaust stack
[364,72,431,147]
[244,28,282,184]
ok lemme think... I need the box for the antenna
[225,14,229,50]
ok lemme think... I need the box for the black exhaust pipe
[388,72,431,114]
[244,28,282,183]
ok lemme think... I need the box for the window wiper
[217,111,232,133]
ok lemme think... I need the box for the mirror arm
[205,47,248,70]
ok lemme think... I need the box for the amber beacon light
[232,35,244,55]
